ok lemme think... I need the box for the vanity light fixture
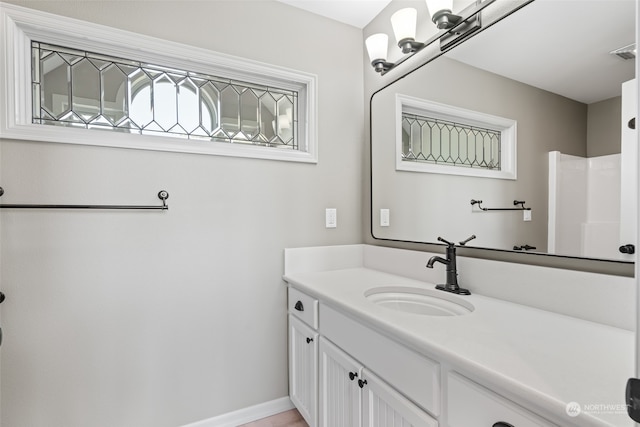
[366,0,494,75]
[425,0,460,29]
[391,8,425,54]
[365,33,394,74]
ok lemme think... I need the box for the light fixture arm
[371,59,395,74]
[431,9,463,29]
[397,38,426,54]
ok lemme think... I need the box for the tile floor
[237,409,308,427]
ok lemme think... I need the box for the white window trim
[396,94,517,180]
[0,2,318,163]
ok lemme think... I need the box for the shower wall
[548,151,622,260]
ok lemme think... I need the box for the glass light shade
[365,33,389,62]
[390,8,417,42]
[425,0,453,16]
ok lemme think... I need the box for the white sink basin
[365,286,474,316]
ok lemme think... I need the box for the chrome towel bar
[0,188,169,211]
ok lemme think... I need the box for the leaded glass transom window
[401,113,501,170]
[395,95,516,180]
[31,42,298,149]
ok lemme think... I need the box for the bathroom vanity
[284,245,634,427]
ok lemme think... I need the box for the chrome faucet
[426,236,473,295]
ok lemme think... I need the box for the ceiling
[276,0,393,28]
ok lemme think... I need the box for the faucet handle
[437,236,455,247]
[459,235,476,246]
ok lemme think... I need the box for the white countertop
[284,267,635,427]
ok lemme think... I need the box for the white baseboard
[180,396,295,427]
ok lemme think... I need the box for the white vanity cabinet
[319,337,438,427]
[284,246,633,427]
[287,285,564,427]
[289,286,439,427]
[288,288,319,427]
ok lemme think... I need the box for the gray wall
[0,1,364,426]
[587,96,622,157]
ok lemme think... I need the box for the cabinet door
[319,337,362,427]
[361,369,438,427]
[289,315,318,427]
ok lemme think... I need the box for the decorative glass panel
[259,93,277,142]
[153,74,177,131]
[240,89,259,140]
[31,41,299,150]
[71,58,100,121]
[401,112,502,170]
[409,119,420,159]
[129,68,152,128]
[200,82,220,135]
[101,64,128,125]
[177,77,199,133]
[40,52,70,119]
[276,95,295,145]
[220,85,240,138]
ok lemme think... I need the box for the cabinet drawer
[289,287,318,329]
[447,372,556,427]
[320,303,440,416]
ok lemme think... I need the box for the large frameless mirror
[371,0,636,265]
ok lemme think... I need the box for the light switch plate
[524,210,532,221]
[380,209,390,226]
[326,208,337,228]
